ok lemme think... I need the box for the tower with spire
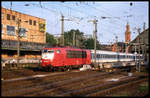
[125,22,131,43]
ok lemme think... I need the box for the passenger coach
[90,50,143,64]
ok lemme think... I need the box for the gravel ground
[1,67,149,97]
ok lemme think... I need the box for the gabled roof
[131,28,149,43]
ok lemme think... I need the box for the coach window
[98,54,100,58]
[103,54,105,58]
[113,55,115,58]
[96,54,99,58]
[110,55,111,58]
[102,54,104,58]
[57,50,61,54]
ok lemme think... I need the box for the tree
[83,38,94,49]
[64,29,85,48]
[46,32,57,46]
[83,38,101,50]
[45,30,101,49]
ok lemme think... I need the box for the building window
[29,19,32,25]
[39,22,46,32]
[19,28,27,37]
[12,15,15,21]
[33,20,36,26]
[7,14,11,20]
[7,25,15,35]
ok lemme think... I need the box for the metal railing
[2,40,46,51]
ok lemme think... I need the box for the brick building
[1,7,46,60]
[112,42,126,52]
[100,44,113,51]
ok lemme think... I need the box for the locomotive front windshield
[42,49,54,53]
[42,49,54,60]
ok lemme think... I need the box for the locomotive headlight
[56,50,61,54]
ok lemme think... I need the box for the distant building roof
[131,28,149,45]
[129,28,149,53]
[100,44,112,51]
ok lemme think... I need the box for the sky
[2,1,149,45]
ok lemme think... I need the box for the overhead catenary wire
[24,2,126,33]
[3,2,147,47]
[81,3,126,24]
[58,2,128,35]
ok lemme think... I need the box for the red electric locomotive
[41,47,91,71]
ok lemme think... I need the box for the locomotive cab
[41,49,54,67]
[42,49,54,60]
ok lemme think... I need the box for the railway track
[24,72,123,96]
[86,77,148,96]
[2,70,124,96]
[57,75,148,96]
[2,68,148,96]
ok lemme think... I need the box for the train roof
[90,50,135,55]
[43,46,88,51]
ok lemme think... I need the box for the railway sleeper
[59,76,146,96]
[87,78,148,96]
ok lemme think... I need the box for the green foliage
[83,38,94,49]
[46,32,57,46]
[46,30,101,49]
[83,38,101,49]
[138,86,148,91]
[64,29,85,47]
